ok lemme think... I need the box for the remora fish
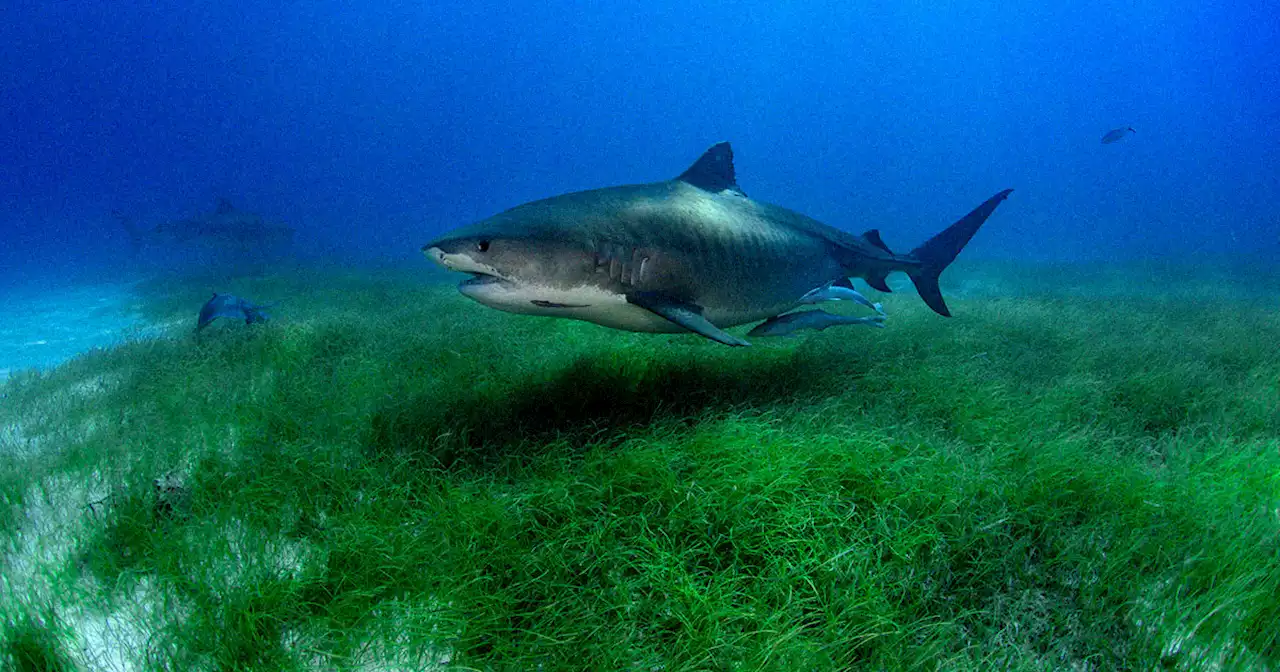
[798,283,885,315]
[747,309,886,337]
[748,282,888,337]
[423,143,1011,346]
[196,293,270,330]
[120,199,295,252]
[1101,127,1135,144]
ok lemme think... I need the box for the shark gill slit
[626,247,642,286]
[593,241,609,274]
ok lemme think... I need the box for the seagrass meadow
[2,259,1278,671]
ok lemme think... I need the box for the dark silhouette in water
[1101,127,1135,144]
[118,199,295,254]
[197,293,270,330]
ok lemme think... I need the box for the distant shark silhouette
[424,142,1012,346]
[119,199,295,253]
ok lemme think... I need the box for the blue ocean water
[1,0,1277,372]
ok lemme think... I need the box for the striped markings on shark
[424,142,1013,346]
[118,199,295,251]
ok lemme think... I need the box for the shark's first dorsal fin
[677,142,745,196]
[862,229,893,254]
[215,198,234,215]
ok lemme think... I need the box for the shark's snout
[423,243,508,291]
[422,245,449,268]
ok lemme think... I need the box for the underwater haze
[3,0,1279,280]
[2,0,1280,670]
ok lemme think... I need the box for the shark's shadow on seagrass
[367,353,837,469]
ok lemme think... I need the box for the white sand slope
[0,282,154,383]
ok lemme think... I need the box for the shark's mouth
[422,246,508,288]
[461,272,504,288]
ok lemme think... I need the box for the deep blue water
[2,0,1277,285]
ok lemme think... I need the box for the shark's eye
[477,240,491,253]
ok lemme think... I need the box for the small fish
[1101,127,1135,144]
[197,293,270,331]
[799,282,886,315]
[747,309,886,337]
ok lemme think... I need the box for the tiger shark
[424,143,1011,346]
[119,199,294,252]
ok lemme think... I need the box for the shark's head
[422,212,601,314]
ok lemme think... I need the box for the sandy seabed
[0,282,156,382]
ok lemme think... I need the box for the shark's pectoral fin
[626,292,750,347]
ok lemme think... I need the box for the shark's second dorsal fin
[677,142,745,196]
[862,229,893,255]
[215,198,234,215]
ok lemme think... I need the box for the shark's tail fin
[906,189,1012,317]
[115,211,143,254]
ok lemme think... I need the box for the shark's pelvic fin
[865,273,892,293]
[677,142,746,196]
[626,291,751,346]
[215,198,235,215]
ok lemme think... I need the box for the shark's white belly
[459,280,782,333]
[460,280,675,332]
[559,300,686,333]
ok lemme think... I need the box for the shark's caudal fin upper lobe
[905,189,1012,317]
[115,211,144,254]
